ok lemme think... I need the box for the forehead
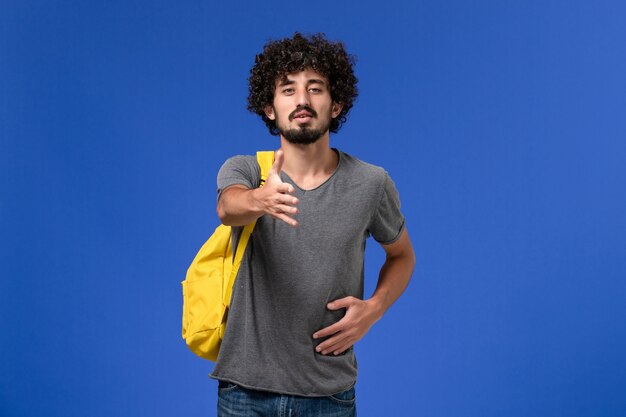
[276,68,328,86]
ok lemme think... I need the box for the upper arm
[367,171,405,244]
[216,155,260,197]
[380,228,414,261]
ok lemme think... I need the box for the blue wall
[1,1,625,416]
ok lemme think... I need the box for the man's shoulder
[219,154,260,174]
[222,154,258,165]
[337,150,389,182]
[217,154,261,189]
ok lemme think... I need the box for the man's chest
[257,185,378,256]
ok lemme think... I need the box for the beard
[276,106,332,145]
[280,124,330,145]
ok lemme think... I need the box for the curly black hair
[247,32,358,136]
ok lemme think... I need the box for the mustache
[288,106,318,121]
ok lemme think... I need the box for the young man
[212,33,415,416]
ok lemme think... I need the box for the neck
[279,134,338,180]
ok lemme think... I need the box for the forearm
[367,239,415,319]
[216,186,264,226]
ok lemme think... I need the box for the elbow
[407,241,416,274]
[401,241,417,277]
[216,201,231,225]
[399,247,416,277]
[217,199,244,226]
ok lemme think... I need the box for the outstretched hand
[312,296,382,356]
[254,149,299,227]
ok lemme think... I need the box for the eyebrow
[277,78,327,87]
[307,79,326,86]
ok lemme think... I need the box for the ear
[331,102,343,119]
[264,104,276,121]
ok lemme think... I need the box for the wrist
[365,297,386,322]
[247,188,265,216]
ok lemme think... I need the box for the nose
[294,87,310,107]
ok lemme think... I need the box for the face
[264,68,343,145]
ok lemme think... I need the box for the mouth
[289,107,316,123]
[293,111,313,122]
[294,110,312,117]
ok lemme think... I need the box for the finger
[323,337,353,356]
[332,341,354,356]
[313,320,345,340]
[274,193,298,206]
[272,213,298,227]
[317,332,352,354]
[327,296,356,310]
[271,149,284,175]
[276,182,297,196]
[273,204,298,215]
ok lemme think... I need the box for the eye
[308,87,322,93]
[282,88,295,95]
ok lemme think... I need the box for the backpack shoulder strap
[256,150,275,186]
[224,151,275,306]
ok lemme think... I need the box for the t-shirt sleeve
[216,155,260,199]
[368,172,406,244]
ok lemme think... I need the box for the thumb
[327,297,355,310]
[270,149,284,176]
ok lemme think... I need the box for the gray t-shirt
[210,149,405,397]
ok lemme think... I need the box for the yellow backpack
[181,151,274,361]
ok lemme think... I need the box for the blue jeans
[217,381,356,417]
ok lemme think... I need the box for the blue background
[2,1,625,416]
